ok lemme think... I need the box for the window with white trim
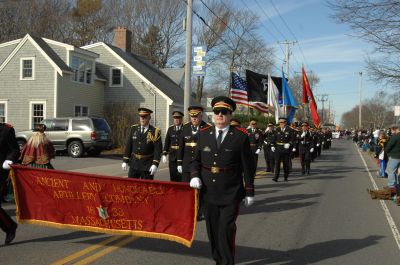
[20,57,35,80]
[75,105,89,117]
[0,101,7,123]
[110,67,123,87]
[31,103,44,128]
[71,56,93,84]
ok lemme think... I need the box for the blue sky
[233,0,377,124]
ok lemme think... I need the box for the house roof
[161,68,184,87]
[29,35,72,73]
[104,43,183,105]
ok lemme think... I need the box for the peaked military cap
[267,122,274,127]
[172,111,184,118]
[301,121,309,126]
[188,106,203,117]
[211,96,236,112]
[230,118,241,126]
[278,117,287,123]
[138,107,153,116]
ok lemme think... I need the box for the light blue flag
[282,71,298,124]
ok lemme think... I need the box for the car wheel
[68,141,83,158]
[17,139,26,151]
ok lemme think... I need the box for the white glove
[301,132,306,137]
[310,148,314,153]
[244,196,254,207]
[177,165,183,173]
[292,148,296,152]
[255,148,261,155]
[2,160,13,170]
[316,143,320,147]
[122,162,128,171]
[189,177,202,189]
[284,143,290,149]
[161,155,167,163]
[322,142,325,144]
[149,165,158,175]
[271,147,276,152]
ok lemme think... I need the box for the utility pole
[318,94,328,125]
[359,72,362,129]
[280,40,297,79]
[183,0,193,123]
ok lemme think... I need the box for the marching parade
[2,0,400,264]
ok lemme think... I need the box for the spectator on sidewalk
[377,131,389,178]
[384,125,400,188]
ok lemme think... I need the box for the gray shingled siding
[0,42,18,65]
[0,40,55,132]
[57,73,104,117]
[85,45,169,139]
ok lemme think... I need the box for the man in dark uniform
[177,106,210,183]
[272,117,296,182]
[315,128,323,157]
[298,122,315,175]
[0,122,19,245]
[190,96,255,265]
[263,122,276,173]
[122,108,162,180]
[162,111,184,182]
[247,119,263,170]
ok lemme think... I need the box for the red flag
[302,66,321,128]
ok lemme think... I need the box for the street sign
[192,46,206,76]
[395,106,400,116]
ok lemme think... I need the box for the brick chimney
[114,26,132,53]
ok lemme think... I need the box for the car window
[53,119,69,131]
[72,119,91,131]
[41,119,54,131]
[92,118,111,132]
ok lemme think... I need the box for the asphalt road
[1,138,400,264]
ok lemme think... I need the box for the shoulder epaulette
[235,127,248,135]
[200,125,212,132]
[131,124,139,128]
[184,121,190,125]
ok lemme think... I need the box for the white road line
[356,144,400,251]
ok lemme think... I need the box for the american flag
[230,73,269,113]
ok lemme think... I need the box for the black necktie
[141,127,145,135]
[217,130,223,149]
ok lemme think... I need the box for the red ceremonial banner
[10,165,197,247]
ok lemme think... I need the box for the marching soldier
[263,122,276,173]
[298,122,315,175]
[315,128,323,157]
[272,117,296,182]
[162,111,184,182]
[190,96,255,265]
[122,108,162,180]
[0,122,19,245]
[177,106,210,182]
[247,119,263,170]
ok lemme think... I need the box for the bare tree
[329,0,400,87]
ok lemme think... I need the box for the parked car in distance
[16,117,112,158]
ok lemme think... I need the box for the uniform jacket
[385,134,400,159]
[123,124,162,170]
[298,131,314,154]
[263,130,276,149]
[191,126,255,205]
[0,123,20,174]
[177,121,210,172]
[162,124,183,161]
[247,128,264,151]
[273,126,296,153]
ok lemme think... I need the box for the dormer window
[110,67,123,87]
[71,56,93,84]
[20,57,35,80]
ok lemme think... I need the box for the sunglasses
[213,109,230,115]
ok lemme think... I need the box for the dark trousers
[253,154,259,171]
[169,160,182,182]
[205,201,240,265]
[182,172,191,183]
[263,147,275,172]
[300,150,311,173]
[274,151,290,180]
[128,168,153,180]
[317,145,322,157]
[0,206,16,234]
